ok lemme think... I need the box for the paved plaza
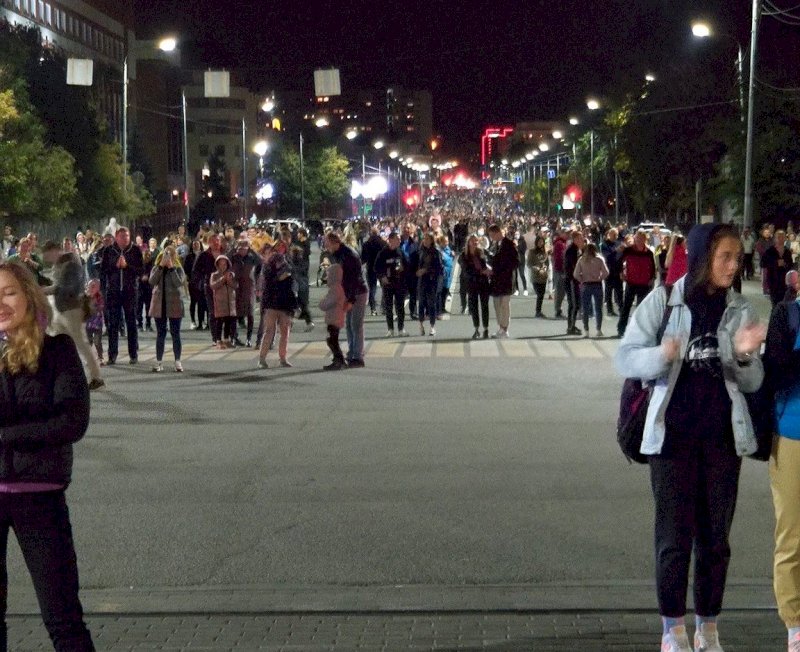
[3,280,783,650]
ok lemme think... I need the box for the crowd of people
[6,184,800,651]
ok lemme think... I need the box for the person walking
[617,230,656,338]
[761,230,795,308]
[374,232,408,337]
[764,269,800,652]
[415,233,443,336]
[574,242,609,337]
[460,235,491,339]
[0,261,96,651]
[99,227,143,364]
[527,235,550,319]
[47,249,104,390]
[148,245,185,373]
[615,223,766,652]
[487,224,517,338]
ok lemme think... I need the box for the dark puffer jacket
[0,334,90,486]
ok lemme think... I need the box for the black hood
[686,223,729,288]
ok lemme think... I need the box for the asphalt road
[4,277,777,612]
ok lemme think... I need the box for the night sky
[134,1,800,158]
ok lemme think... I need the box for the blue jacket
[615,276,764,456]
[439,245,454,290]
[765,300,800,439]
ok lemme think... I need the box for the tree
[306,147,350,218]
[0,20,154,225]
[273,146,303,216]
[0,83,77,225]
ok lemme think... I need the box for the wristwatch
[736,351,754,366]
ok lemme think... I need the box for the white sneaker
[429,327,436,336]
[174,361,183,373]
[513,290,519,296]
[662,625,692,652]
[596,330,604,338]
[386,330,395,338]
[151,362,163,373]
[694,623,724,652]
[583,329,590,338]
[398,329,409,337]
[523,290,529,297]
[499,329,509,339]
[419,323,425,336]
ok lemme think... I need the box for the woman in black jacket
[0,261,94,651]
[459,235,491,339]
[184,239,207,330]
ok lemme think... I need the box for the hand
[344,302,353,313]
[416,269,424,277]
[661,337,681,363]
[734,322,767,357]
[116,256,128,269]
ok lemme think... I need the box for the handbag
[617,285,674,464]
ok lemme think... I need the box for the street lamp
[345,128,358,140]
[586,98,600,111]
[645,73,656,83]
[569,117,579,126]
[373,139,385,150]
[585,99,601,221]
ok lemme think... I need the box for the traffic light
[567,185,582,203]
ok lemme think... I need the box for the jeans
[154,317,182,361]
[580,282,603,331]
[383,285,406,331]
[553,271,566,315]
[417,278,438,326]
[106,292,138,362]
[345,292,368,362]
[649,431,741,618]
[366,269,379,312]
[0,491,94,652]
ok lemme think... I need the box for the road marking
[435,342,465,357]
[369,341,400,357]
[401,343,431,357]
[500,340,535,357]
[594,339,620,357]
[530,340,570,358]
[293,342,330,359]
[565,340,605,358]
[468,341,500,357]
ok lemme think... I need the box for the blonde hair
[154,244,182,268]
[0,261,51,374]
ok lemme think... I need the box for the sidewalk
[7,583,783,650]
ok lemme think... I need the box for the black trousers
[189,286,206,328]
[617,283,651,336]
[605,275,623,311]
[326,325,343,362]
[742,253,754,280]
[0,491,94,652]
[406,277,418,317]
[649,432,741,618]
[137,283,152,328]
[366,269,379,312]
[468,287,490,329]
[383,285,406,331]
[107,292,138,362]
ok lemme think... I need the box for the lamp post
[587,98,600,221]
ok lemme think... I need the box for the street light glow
[587,99,600,111]
[261,98,275,112]
[692,22,712,38]
[569,117,579,125]
[373,140,385,149]
[552,130,563,139]
[645,73,656,82]
[389,150,399,159]
[157,37,177,52]
[345,128,358,140]
[253,140,268,157]
[539,143,550,152]
[315,117,329,128]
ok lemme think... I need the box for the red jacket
[622,246,656,286]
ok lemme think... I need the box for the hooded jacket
[319,264,346,328]
[615,224,764,457]
[209,256,237,317]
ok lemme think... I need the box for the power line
[763,0,800,24]
[756,76,800,92]
[631,99,738,117]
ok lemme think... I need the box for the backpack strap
[655,284,674,346]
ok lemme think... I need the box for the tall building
[183,71,262,206]
[0,0,133,139]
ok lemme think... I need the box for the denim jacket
[615,277,764,456]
